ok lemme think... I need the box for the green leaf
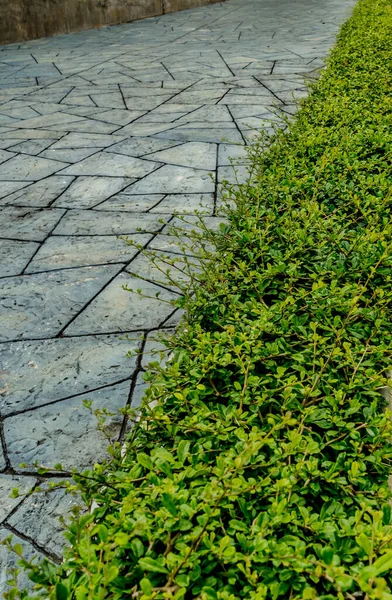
[140,578,152,594]
[177,440,190,464]
[372,551,392,576]
[56,583,68,600]
[137,453,154,471]
[139,557,168,574]
[321,547,334,566]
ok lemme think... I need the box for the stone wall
[0,0,222,45]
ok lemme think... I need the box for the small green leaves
[55,583,68,600]
[138,557,168,574]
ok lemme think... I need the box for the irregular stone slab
[0,149,16,164]
[59,151,160,178]
[148,142,217,170]
[0,154,66,181]
[125,165,215,195]
[49,132,127,149]
[25,233,152,272]
[6,485,81,557]
[0,475,36,524]
[64,273,178,335]
[0,239,40,276]
[39,147,100,163]
[106,137,180,158]
[6,138,58,156]
[177,105,232,123]
[0,334,141,415]
[126,251,192,290]
[0,449,5,471]
[0,264,123,342]
[52,176,134,209]
[53,210,164,235]
[150,193,214,214]
[218,143,249,165]
[0,207,65,241]
[142,329,174,370]
[156,124,243,144]
[0,527,37,593]
[5,380,131,472]
[95,193,165,212]
[11,112,85,130]
[0,176,75,208]
[0,181,29,201]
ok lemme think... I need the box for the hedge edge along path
[4,0,392,598]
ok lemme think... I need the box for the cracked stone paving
[0,0,354,591]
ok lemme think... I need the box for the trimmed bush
[4,0,392,598]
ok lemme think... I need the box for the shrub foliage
[4,0,392,598]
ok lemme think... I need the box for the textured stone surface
[0,0,354,588]
[5,380,131,471]
[0,528,37,593]
[6,484,81,557]
[0,334,141,415]
[0,475,36,523]
[0,265,122,341]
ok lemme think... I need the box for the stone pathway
[0,0,354,590]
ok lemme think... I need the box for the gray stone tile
[59,151,160,178]
[64,273,178,335]
[53,210,164,235]
[0,450,5,472]
[218,164,251,184]
[0,239,40,276]
[218,143,249,165]
[25,233,152,272]
[0,207,65,241]
[125,165,215,195]
[141,329,174,370]
[94,193,165,212]
[156,124,243,144]
[126,251,192,290]
[148,142,217,170]
[6,138,58,156]
[0,265,122,342]
[106,137,180,158]
[49,132,127,149]
[0,181,30,201]
[150,193,214,214]
[0,176,75,208]
[0,475,36,524]
[6,485,81,556]
[0,149,16,164]
[39,147,99,163]
[0,527,37,593]
[0,154,66,181]
[4,380,131,473]
[0,334,141,415]
[52,176,134,209]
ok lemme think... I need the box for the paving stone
[5,380,131,472]
[148,142,217,170]
[94,193,165,212]
[0,239,40,276]
[49,132,127,149]
[0,176,75,207]
[0,265,122,342]
[0,207,65,241]
[106,137,180,158]
[25,233,152,272]
[141,329,174,370]
[0,334,141,415]
[126,250,192,290]
[0,475,36,524]
[0,181,29,201]
[218,164,251,184]
[0,149,16,163]
[150,193,214,214]
[218,143,249,165]
[0,154,66,181]
[64,273,178,335]
[0,527,37,593]
[53,209,164,235]
[6,138,58,156]
[52,176,134,209]
[6,485,81,557]
[0,449,5,471]
[156,124,243,144]
[59,151,160,178]
[125,165,215,195]
[39,147,100,163]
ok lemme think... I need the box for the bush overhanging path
[5,0,392,598]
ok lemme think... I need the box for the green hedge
[5,0,392,598]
